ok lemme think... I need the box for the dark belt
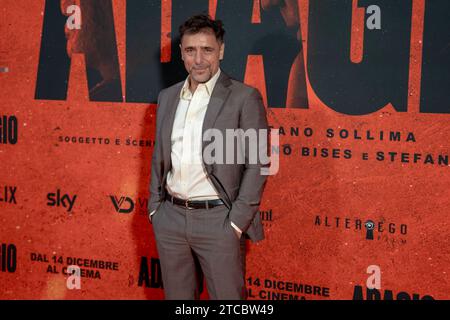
[165,193,225,210]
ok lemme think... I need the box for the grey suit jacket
[148,71,270,243]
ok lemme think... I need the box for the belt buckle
[184,199,194,210]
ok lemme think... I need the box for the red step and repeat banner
[1,0,449,300]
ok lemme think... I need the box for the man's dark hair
[179,14,225,43]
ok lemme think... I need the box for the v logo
[110,196,134,213]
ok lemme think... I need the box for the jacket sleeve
[147,90,165,220]
[228,88,270,233]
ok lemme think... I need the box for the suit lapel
[201,72,232,152]
[161,85,182,167]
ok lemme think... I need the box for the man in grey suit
[148,14,270,300]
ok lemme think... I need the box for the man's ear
[219,42,225,60]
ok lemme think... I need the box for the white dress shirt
[151,69,241,236]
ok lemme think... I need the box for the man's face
[180,29,224,86]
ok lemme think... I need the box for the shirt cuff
[230,221,242,235]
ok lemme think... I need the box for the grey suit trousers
[152,199,247,300]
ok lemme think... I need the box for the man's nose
[194,51,204,64]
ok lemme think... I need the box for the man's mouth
[193,66,209,72]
